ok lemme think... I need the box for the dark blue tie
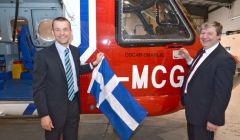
[64,48,75,101]
[188,49,205,74]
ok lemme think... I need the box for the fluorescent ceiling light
[231,15,240,20]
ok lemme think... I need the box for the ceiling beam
[183,0,236,19]
[206,0,235,4]
[208,6,222,13]
[183,4,209,17]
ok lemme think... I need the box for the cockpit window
[117,0,194,47]
[37,19,54,41]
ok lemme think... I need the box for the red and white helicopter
[0,0,239,116]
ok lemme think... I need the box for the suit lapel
[189,44,222,83]
[69,45,80,79]
[49,44,66,78]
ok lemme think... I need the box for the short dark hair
[52,17,71,30]
[200,21,223,36]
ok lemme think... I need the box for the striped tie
[64,48,75,101]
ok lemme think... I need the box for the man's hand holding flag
[88,57,147,140]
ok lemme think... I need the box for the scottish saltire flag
[88,57,147,140]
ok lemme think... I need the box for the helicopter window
[10,17,28,42]
[37,19,54,41]
[117,0,194,47]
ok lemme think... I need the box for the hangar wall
[208,0,240,33]
[209,0,240,63]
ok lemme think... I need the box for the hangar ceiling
[182,0,235,19]
[0,0,235,21]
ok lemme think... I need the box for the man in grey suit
[179,21,236,140]
[33,17,103,140]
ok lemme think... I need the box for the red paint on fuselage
[79,0,202,116]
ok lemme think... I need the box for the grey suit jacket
[33,43,92,127]
[181,44,236,126]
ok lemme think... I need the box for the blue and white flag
[88,57,147,140]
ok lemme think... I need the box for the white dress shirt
[184,42,219,93]
[55,42,79,93]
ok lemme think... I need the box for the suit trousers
[45,95,80,140]
[187,123,214,140]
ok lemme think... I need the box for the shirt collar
[204,42,219,55]
[55,41,69,54]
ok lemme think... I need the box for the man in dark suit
[33,17,103,140]
[179,21,236,140]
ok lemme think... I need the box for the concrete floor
[0,86,239,140]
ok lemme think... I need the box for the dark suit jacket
[33,43,92,128]
[181,44,236,126]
